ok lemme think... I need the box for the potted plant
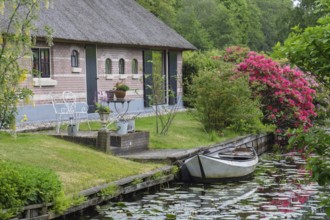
[114,82,129,99]
[106,90,115,102]
[116,119,128,135]
[122,115,136,132]
[95,102,111,122]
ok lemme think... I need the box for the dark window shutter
[143,50,153,107]
[168,51,177,105]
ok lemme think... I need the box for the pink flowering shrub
[223,46,250,63]
[237,52,316,143]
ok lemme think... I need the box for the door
[85,45,98,113]
[143,50,166,107]
[152,51,166,105]
[143,50,153,107]
[168,51,177,105]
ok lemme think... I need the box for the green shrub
[313,86,330,126]
[182,59,198,108]
[183,50,223,72]
[183,48,251,108]
[187,61,264,134]
[183,50,226,108]
[0,161,63,219]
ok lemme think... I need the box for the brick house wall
[20,42,87,104]
[18,41,184,122]
[97,46,144,100]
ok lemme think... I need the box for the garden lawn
[79,111,239,149]
[0,132,161,194]
[137,112,238,149]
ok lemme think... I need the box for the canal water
[75,153,330,220]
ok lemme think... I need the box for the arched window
[71,50,79,67]
[132,59,138,74]
[119,58,125,74]
[105,58,112,74]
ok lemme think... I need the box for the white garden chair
[63,91,76,117]
[63,91,91,131]
[49,94,70,133]
[74,102,91,131]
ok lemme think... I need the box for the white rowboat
[183,145,258,182]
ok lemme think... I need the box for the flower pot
[115,90,126,99]
[106,90,115,101]
[99,112,110,130]
[67,124,77,136]
[99,112,110,121]
[116,120,128,135]
[127,119,135,132]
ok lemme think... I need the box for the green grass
[136,112,238,149]
[0,112,264,195]
[78,111,239,149]
[0,132,161,194]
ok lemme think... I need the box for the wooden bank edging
[14,166,175,220]
[184,133,274,159]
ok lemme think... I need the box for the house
[16,0,195,122]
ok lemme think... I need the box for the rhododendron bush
[222,46,250,63]
[238,52,316,142]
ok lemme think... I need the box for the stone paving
[120,147,206,163]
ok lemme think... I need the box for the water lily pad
[93,153,329,220]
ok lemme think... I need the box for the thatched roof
[32,0,196,50]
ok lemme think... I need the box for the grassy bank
[0,132,161,194]
[1,112,259,194]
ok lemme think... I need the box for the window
[105,58,112,74]
[32,48,50,78]
[132,59,138,74]
[119,58,125,74]
[71,50,79,67]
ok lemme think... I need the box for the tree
[199,1,239,49]
[0,0,52,129]
[175,0,264,50]
[254,0,293,51]
[272,1,330,87]
[290,0,327,29]
[243,1,265,51]
[175,3,213,50]
[217,0,265,51]
[136,0,177,27]
[137,0,298,52]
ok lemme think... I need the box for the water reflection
[91,153,329,220]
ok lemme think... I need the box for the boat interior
[205,144,256,161]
